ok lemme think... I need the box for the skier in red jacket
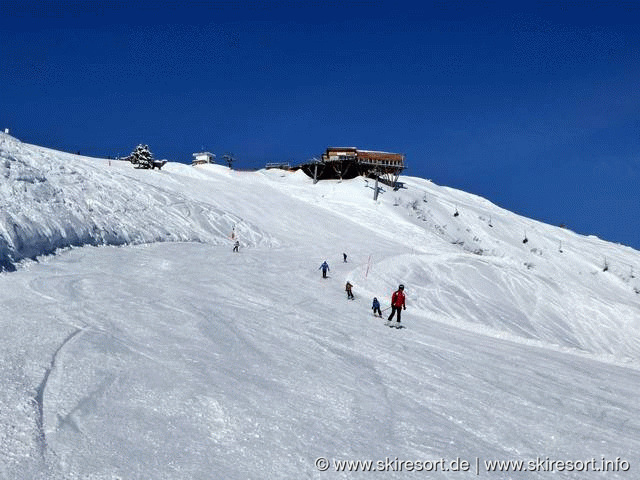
[387,284,406,323]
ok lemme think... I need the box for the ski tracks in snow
[33,327,84,459]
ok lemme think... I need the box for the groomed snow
[1,132,639,478]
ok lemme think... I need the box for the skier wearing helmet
[387,284,406,323]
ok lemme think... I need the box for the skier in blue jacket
[372,297,382,317]
[319,261,330,278]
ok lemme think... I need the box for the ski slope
[1,132,639,479]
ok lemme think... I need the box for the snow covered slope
[0,132,276,271]
[1,133,639,479]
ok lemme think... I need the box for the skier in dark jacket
[319,261,330,278]
[372,297,382,317]
[345,281,354,299]
[387,284,406,323]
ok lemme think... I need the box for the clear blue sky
[2,1,639,249]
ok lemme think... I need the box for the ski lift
[453,206,459,217]
[558,241,563,253]
[488,216,493,228]
[522,230,528,244]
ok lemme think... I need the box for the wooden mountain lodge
[299,147,405,186]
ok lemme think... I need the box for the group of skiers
[319,259,407,325]
[231,239,406,323]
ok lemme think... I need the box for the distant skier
[345,281,354,300]
[372,297,382,317]
[343,252,348,262]
[233,240,240,252]
[387,284,406,323]
[319,261,330,278]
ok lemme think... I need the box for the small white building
[192,152,215,166]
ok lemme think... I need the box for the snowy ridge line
[0,133,277,271]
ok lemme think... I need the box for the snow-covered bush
[127,144,154,169]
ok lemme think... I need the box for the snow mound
[0,133,276,270]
